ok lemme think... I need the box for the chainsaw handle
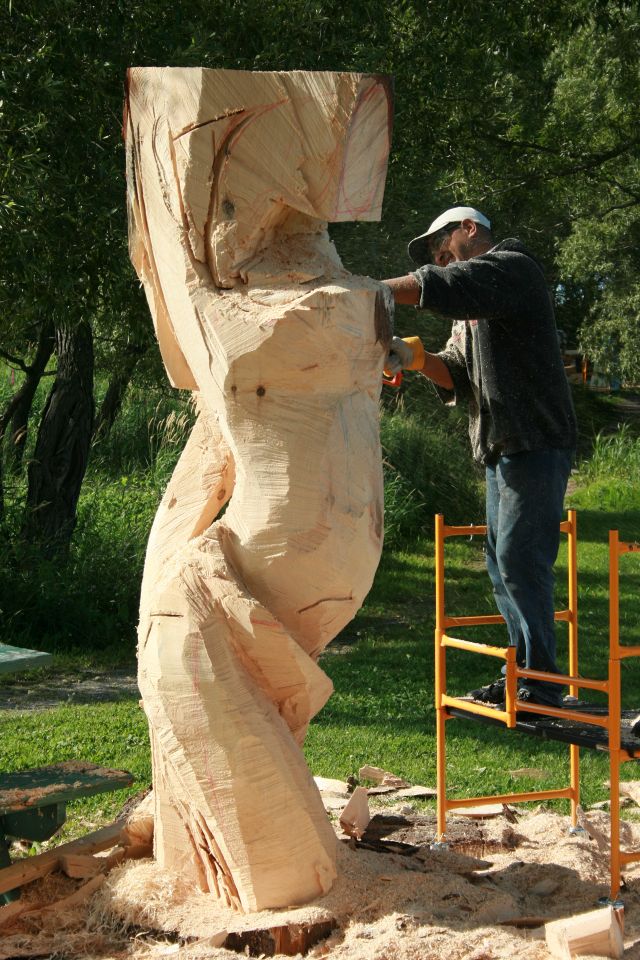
[383,371,403,388]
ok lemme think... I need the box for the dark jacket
[413,239,577,465]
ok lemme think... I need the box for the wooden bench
[0,761,133,902]
[0,643,135,902]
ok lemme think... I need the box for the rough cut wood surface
[545,904,624,959]
[125,68,393,912]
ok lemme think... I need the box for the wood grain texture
[545,905,624,959]
[125,67,392,912]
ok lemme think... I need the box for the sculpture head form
[126,68,393,289]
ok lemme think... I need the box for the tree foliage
[0,0,639,549]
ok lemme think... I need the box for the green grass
[380,411,484,546]
[3,502,639,838]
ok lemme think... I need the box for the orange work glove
[384,336,425,377]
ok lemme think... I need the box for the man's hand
[385,336,426,376]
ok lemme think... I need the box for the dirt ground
[3,801,640,960]
[0,667,140,712]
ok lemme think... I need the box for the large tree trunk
[0,398,18,523]
[23,322,94,554]
[6,320,55,474]
[126,67,392,912]
[92,343,147,441]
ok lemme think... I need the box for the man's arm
[382,275,420,306]
[419,352,454,390]
[383,277,454,390]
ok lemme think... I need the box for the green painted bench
[0,641,53,675]
[0,644,134,902]
[0,762,134,902]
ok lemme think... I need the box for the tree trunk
[92,344,145,441]
[23,322,94,555]
[6,320,55,474]
[0,378,34,523]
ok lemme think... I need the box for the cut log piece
[321,795,349,811]
[125,67,393,912]
[576,805,634,852]
[619,780,640,806]
[394,785,437,799]
[313,777,350,797]
[545,905,624,959]
[340,787,371,839]
[358,765,410,788]
[499,916,549,929]
[59,845,149,880]
[124,790,155,848]
[60,853,104,880]
[576,806,609,852]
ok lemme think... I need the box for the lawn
[3,489,640,844]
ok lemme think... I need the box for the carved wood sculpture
[125,67,393,912]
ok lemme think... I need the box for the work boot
[467,678,506,704]
[515,686,562,721]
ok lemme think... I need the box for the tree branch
[471,120,640,180]
[594,174,640,203]
[0,349,29,372]
[592,198,640,220]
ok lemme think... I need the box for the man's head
[408,206,493,267]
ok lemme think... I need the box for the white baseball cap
[408,206,491,264]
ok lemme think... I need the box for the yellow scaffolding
[434,509,640,901]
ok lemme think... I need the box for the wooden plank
[0,643,52,676]
[0,820,126,896]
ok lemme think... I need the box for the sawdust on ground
[4,805,640,960]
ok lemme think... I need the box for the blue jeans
[485,448,573,707]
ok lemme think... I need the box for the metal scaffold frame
[434,509,640,901]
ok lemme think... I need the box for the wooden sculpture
[125,67,393,913]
